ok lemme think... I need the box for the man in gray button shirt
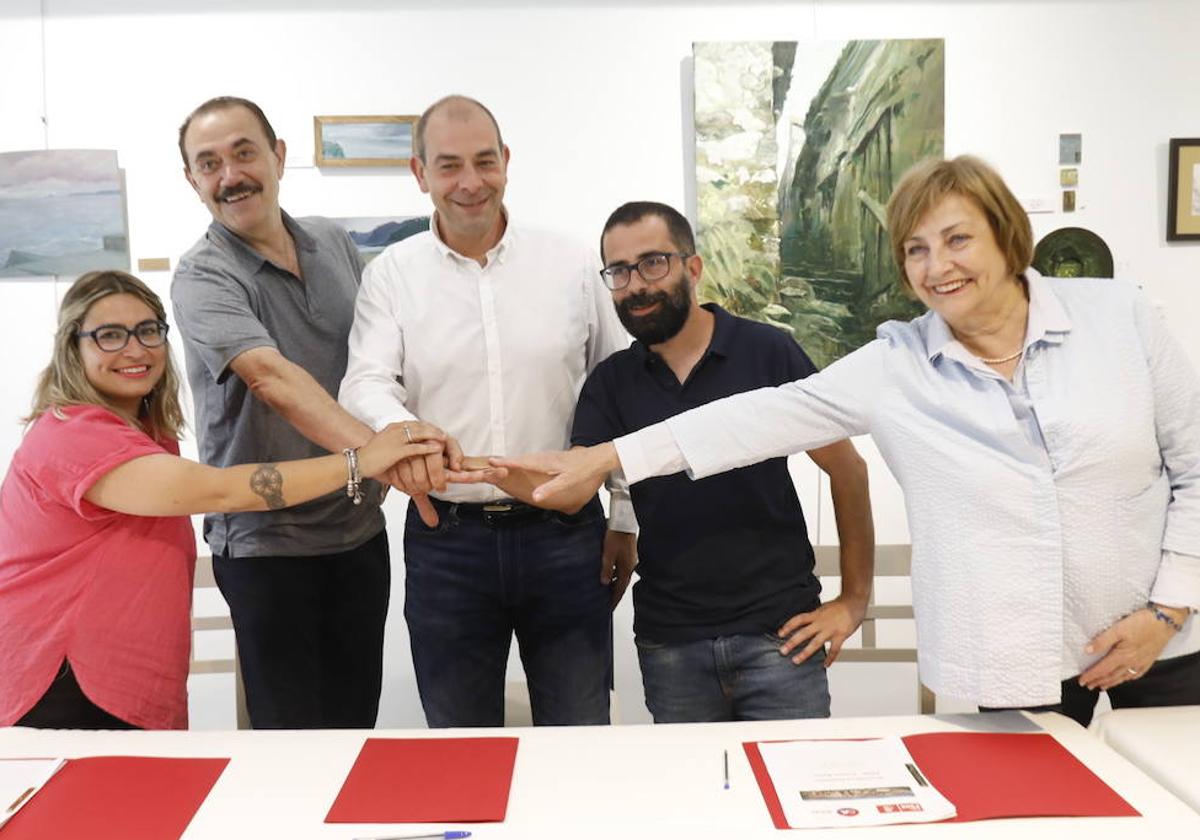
[171,96,440,729]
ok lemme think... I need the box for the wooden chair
[814,544,935,714]
[190,555,250,729]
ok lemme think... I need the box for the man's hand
[777,593,869,667]
[489,443,618,512]
[379,421,455,527]
[448,455,510,486]
[602,530,637,609]
[1078,606,1183,690]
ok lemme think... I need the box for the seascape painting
[694,40,945,368]
[333,216,430,263]
[315,116,417,167]
[0,149,129,278]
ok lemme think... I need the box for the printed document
[757,737,956,828]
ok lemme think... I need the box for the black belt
[443,500,551,527]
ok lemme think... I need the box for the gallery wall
[1,0,1197,727]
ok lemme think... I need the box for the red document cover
[0,756,228,840]
[745,732,1138,829]
[325,737,519,823]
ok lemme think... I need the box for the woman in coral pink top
[0,271,448,729]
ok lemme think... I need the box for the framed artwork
[332,215,430,263]
[1167,138,1200,241]
[314,115,418,167]
[0,149,130,278]
[693,39,944,368]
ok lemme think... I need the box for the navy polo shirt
[572,304,823,643]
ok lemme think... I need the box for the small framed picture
[1060,168,1078,187]
[1059,133,1082,165]
[1167,138,1200,241]
[1062,190,1076,213]
[313,115,418,167]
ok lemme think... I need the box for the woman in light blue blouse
[498,156,1200,726]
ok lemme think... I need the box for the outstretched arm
[489,443,620,512]
[85,424,443,517]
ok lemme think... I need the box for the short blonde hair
[886,155,1033,291]
[27,270,185,439]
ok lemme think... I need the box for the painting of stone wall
[694,40,944,368]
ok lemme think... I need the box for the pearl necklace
[978,347,1024,365]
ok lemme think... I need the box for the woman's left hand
[1078,608,1176,690]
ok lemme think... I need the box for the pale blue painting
[0,149,129,278]
[333,216,430,263]
[321,121,413,162]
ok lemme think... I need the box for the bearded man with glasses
[564,201,875,722]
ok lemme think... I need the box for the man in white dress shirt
[339,95,633,727]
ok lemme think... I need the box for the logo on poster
[836,807,859,817]
[878,802,925,813]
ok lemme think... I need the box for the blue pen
[352,832,471,840]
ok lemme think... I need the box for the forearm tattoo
[249,464,286,510]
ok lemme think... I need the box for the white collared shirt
[616,273,1200,706]
[339,213,634,528]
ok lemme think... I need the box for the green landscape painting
[694,39,944,368]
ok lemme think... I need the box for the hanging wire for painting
[40,0,50,150]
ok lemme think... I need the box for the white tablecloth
[1091,704,1200,813]
[2,712,1197,838]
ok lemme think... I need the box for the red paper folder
[745,732,1138,829]
[0,756,228,840]
[325,737,519,823]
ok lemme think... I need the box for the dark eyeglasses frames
[599,251,691,291]
[77,319,170,352]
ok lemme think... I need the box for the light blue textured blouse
[617,273,1200,706]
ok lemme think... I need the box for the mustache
[618,290,670,314]
[216,183,261,202]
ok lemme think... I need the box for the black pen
[723,748,730,790]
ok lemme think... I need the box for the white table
[2,713,1197,839]
[1091,704,1200,813]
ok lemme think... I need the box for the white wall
[3,0,1196,727]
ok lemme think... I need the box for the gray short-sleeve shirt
[171,212,383,557]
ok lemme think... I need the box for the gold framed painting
[313,115,418,167]
[1167,138,1200,241]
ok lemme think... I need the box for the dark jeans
[213,528,390,729]
[404,497,611,728]
[17,660,138,730]
[980,649,1200,727]
[636,633,830,723]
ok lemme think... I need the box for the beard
[616,272,692,345]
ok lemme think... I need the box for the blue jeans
[636,632,830,723]
[403,498,611,728]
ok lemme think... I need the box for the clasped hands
[367,421,509,526]
[368,427,620,526]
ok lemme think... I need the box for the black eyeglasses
[77,319,170,352]
[599,252,691,291]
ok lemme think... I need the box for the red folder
[325,737,519,823]
[0,756,228,840]
[745,732,1138,829]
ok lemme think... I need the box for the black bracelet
[1147,602,1186,633]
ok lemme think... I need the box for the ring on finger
[1125,666,1138,676]
[404,423,414,443]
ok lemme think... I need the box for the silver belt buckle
[482,503,515,513]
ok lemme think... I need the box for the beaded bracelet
[1147,602,1186,633]
[342,447,363,505]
